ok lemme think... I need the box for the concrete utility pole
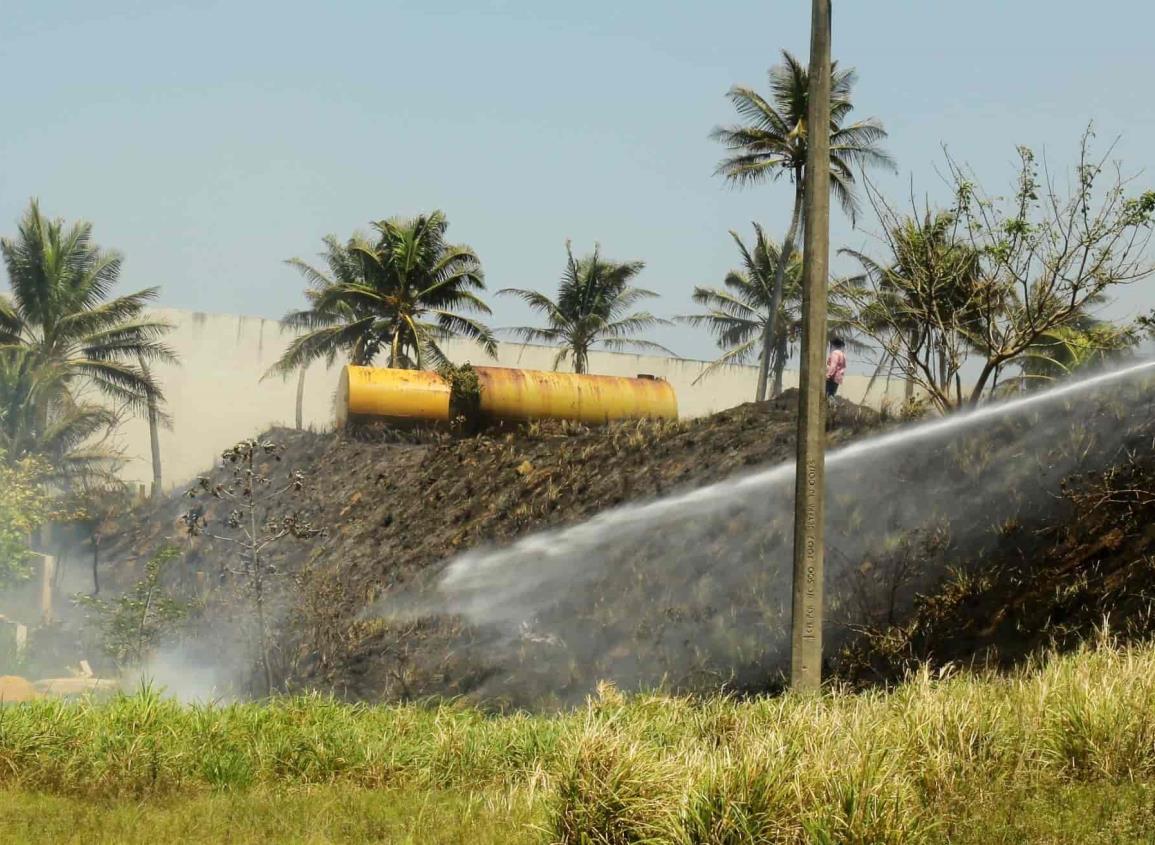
[790,0,832,692]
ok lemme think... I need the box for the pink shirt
[826,349,847,384]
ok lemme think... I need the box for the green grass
[0,786,544,844]
[0,783,1150,844]
[947,783,1155,844]
[3,639,1155,843]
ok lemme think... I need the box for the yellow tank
[338,364,677,427]
[338,366,450,426]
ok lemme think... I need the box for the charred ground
[99,394,875,702]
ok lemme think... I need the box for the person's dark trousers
[825,378,839,398]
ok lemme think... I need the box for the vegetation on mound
[840,384,1155,684]
[1,641,1154,842]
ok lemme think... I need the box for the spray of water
[373,359,1155,703]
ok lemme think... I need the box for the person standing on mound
[825,337,847,398]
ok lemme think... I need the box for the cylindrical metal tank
[337,365,450,426]
[338,364,677,427]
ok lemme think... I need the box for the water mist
[371,359,1155,704]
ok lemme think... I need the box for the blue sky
[2,0,1153,362]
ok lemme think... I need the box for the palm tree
[0,200,174,466]
[500,242,671,374]
[681,224,859,398]
[273,234,375,371]
[265,234,362,419]
[0,350,113,466]
[712,50,893,401]
[269,212,497,375]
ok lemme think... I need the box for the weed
[77,545,194,668]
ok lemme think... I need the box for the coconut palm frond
[497,244,665,374]
[271,212,497,374]
[0,201,177,475]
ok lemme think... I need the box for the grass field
[2,639,1155,843]
[0,783,1151,844]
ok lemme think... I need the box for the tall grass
[2,640,1155,842]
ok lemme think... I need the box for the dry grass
[2,639,1155,842]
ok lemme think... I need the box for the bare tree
[848,128,1155,411]
[183,439,323,695]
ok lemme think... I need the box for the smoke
[129,642,238,703]
[368,360,1155,704]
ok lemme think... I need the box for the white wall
[111,309,907,490]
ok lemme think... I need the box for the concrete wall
[112,308,907,490]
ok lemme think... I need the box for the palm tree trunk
[862,354,890,401]
[756,176,806,402]
[904,327,919,400]
[770,330,790,396]
[138,355,163,499]
[90,534,100,596]
[295,367,306,430]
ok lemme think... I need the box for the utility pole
[789,0,832,692]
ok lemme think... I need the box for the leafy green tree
[272,235,375,370]
[270,212,497,375]
[680,224,858,398]
[712,50,893,401]
[847,131,1155,409]
[0,450,50,585]
[77,545,191,667]
[500,242,671,374]
[0,200,174,466]
[0,349,120,482]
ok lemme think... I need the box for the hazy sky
[3,0,1154,362]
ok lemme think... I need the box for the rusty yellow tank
[338,366,450,426]
[338,364,677,427]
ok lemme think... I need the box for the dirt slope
[99,374,1155,706]
[100,395,877,702]
[838,441,1155,684]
